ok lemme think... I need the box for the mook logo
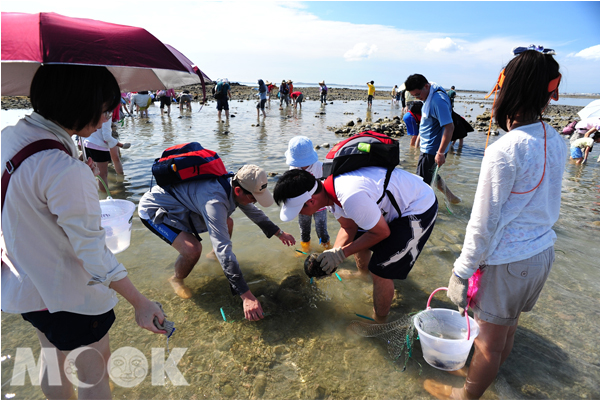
[9,346,189,388]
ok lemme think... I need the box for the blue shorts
[570,146,583,159]
[141,218,200,245]
[355,199,438,280]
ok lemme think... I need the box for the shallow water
[2,98,599,399]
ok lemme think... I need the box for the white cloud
[343,43,378,61]
[573,44,600,60]
[425,37,463,53]
[1,1,596,91]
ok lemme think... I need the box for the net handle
[426,287,471,340]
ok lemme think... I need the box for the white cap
[279,182,318,222]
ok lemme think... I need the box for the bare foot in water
[448,366,468,378]
[423,379,467,400]
[336,269,371,282]
[447,194,462,205]
[168,276,192,299]
[205,250,218,261]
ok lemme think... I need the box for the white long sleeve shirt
[1,114,127,315]
[453,122,567,278]
[83,119,117,151]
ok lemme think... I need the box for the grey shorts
[470,246,554,326]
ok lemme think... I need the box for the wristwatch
[275,230,283,238]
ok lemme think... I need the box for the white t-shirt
[329,166,436,230]
[289,161,323,179]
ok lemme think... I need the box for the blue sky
[2,1,599,93]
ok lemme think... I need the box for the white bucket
[100,199,136,254]
[413,288,480,371]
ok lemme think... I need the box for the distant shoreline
[2,83,598,110]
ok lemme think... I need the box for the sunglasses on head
[512,45,556,56]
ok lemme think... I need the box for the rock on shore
[327,103,585,139]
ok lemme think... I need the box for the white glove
[447,271,469,316]
[317,247,346,274]
[121,142,131,149]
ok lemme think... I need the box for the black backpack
[322,131,401,216]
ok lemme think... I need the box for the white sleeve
[453,147,515,278]
[99,120,118,149]
[47,162,127,286]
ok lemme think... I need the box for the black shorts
[84,147,111,163]
[355,199,437,280]
[22,309,115,351]
[295,94,304,103]
[416,152,444,185]
[216,99,229,111]
[368,95,374,103]
[256,98,267,110]
[159,96,171,109]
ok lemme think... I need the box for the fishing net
[431,165,460,215]
[349,314,421,371]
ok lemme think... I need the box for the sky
[2,1,599,93]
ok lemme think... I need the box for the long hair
[30,65,120,132]
[493,51,560,131]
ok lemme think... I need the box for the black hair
[404,74,428,91]
[30,65,120,132]
[258,79,266,93]
[273,169,319,205]
[494,50,560,131]
[370,80,374,84]
[232,178,252,195]
[410,101,423,116]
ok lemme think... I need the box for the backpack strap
[322,176,342,207]
[325,170,401,219]
[2,139,70,212]
[376,168,402,218]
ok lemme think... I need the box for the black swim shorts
[355,199,438,280]
[84,147,111,163]
[22,309,115,351]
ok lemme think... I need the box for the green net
[349,315,420,371]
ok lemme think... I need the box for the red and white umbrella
[1,12,210,97]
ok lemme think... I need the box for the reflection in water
[1,99,599,399]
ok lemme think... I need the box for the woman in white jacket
[425,46,567,399]
[1,65,165,399]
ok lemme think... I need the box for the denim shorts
[470,246,554,326]
[570,146,583,159]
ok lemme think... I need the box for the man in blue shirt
[404,74,460,204]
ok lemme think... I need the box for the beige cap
[234,165,274,207]
[319,80,325,85]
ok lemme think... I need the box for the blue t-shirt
[419,90,453,154]
[403,112,419,136]
[216,82,230,100]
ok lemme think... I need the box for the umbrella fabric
[577,99,600,120]
[1,12,210,95]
